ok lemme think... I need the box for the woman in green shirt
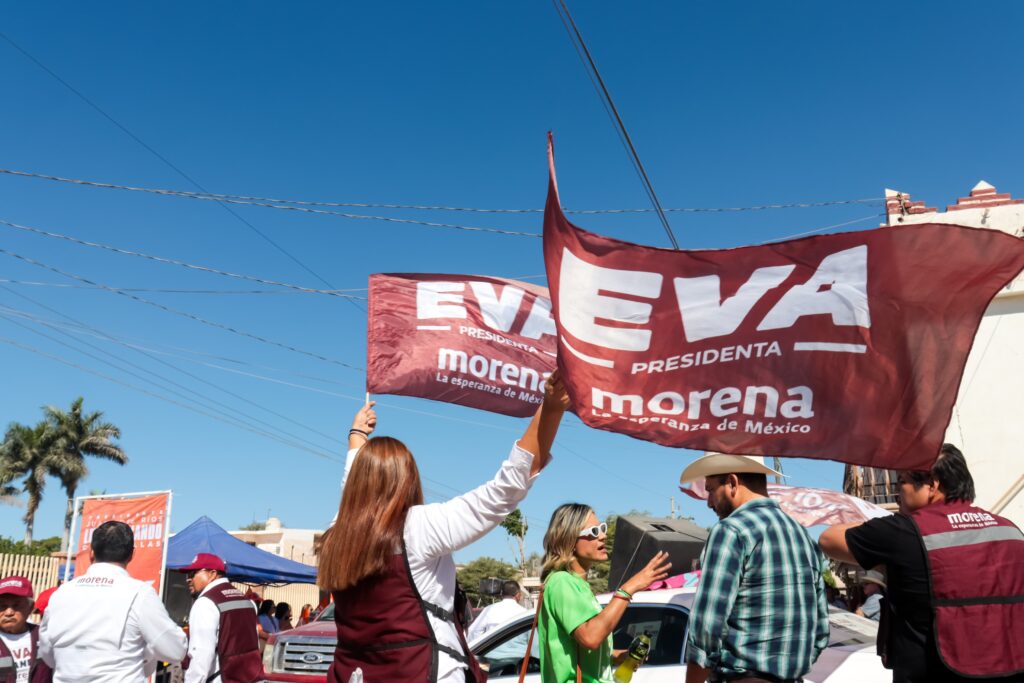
[537,504,672,683]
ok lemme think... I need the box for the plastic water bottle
[612,631,651,683]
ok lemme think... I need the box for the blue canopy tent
[166,515,317,584]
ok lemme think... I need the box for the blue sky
[1,2,1022,566]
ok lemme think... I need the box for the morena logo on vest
[946,511,996,529]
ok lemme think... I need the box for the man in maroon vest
[179,554,262,683]
[0,576,52,683]
[820,444,1024,682]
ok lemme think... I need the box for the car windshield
[317,603,335,621]
[827,607,878,647]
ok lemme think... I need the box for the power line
[551,0,680,249]
[0,219,366,297]
[0,247,364,371]
[0,168,884,215]
[0,331,341,462]
[0,32,357,310]
[0,279,362,297]
[0,291,346,454]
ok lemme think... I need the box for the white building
[228,517,321,566]
[847,182,1023,525]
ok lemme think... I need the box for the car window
[317,603,335,621]
[476,619,538,679]
[612,605,688,666]
[827,607,878,647]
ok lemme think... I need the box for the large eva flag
[367,273,557,417]
[543,136,1024,470]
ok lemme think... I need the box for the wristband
[616,588,632,599]
[349,429,370,437]
[612,593,630,603]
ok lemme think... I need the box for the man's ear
[726,473,740,492]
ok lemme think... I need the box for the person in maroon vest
[0,576,52,683]
[179,553,262,683]
[820,444,1024,682]
[318,372,571,683]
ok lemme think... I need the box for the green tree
[0,421,55,545]
[0,535,62,556]
[457,556,519,607]
[239,521,267,531]
[499,508,528,575]
[44,398,128,552]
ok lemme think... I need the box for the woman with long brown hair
[319,372,570,683]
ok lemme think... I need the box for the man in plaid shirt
[682,453,829,683]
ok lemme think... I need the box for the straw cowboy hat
[679,451,784,484]
[862,570,887,589]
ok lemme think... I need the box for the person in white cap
[38,520,186,682]
[680,452,828,683]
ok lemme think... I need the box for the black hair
[274,602,291,620]
[258,599,276,616]
[92,521,134,564]
[501,580,521,599]
[708,472,768,494]
[906,443,975,503]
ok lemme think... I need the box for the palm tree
[0,421,54,545]
[45,398,128,552]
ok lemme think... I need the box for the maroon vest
[329,550,485,683]
[0,624,53,683]
[910,501,1024,678]
[197,582,263,683]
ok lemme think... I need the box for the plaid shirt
[685,498,829,680]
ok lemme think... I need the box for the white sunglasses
[578,522,608,539]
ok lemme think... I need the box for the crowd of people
[315,372,1023,683]
[2,371,1020,683]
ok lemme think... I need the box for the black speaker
[479,577,503,596]
[608,515,708,590]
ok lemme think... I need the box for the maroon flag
[367,273,557,417]
[543,138,1024,470]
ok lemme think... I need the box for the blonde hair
[541,503,594,580]
[318,437,424,591]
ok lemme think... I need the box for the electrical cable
[552,0,680,249]
[0,168,885,216]
[0,219,365,298]
[0,279,359,297]
[0,295,345,455]
[0,330,341,462]
[0,32,356,309]
[0,247,364,371]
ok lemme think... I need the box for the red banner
[543,140,1024,470]
[74,493,170,593]
[367,273,557,417]
[680,481,891,527]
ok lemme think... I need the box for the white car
[469,587,888,683]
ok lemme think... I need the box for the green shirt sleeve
[545,572,601,635]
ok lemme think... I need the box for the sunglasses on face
[578,522,608,539]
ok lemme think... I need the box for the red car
[262,604,337,682]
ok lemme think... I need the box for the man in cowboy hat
[681,452,828,683]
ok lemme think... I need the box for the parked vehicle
[262,587,887,682]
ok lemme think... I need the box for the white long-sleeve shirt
[38,562,187,683]
[339,441,540,683]
[466,598,529,642]
[183,577,240,683]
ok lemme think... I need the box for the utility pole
[669,496,677,519]
[773,457,784,484]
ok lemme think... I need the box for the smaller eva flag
[367,273,557,417]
